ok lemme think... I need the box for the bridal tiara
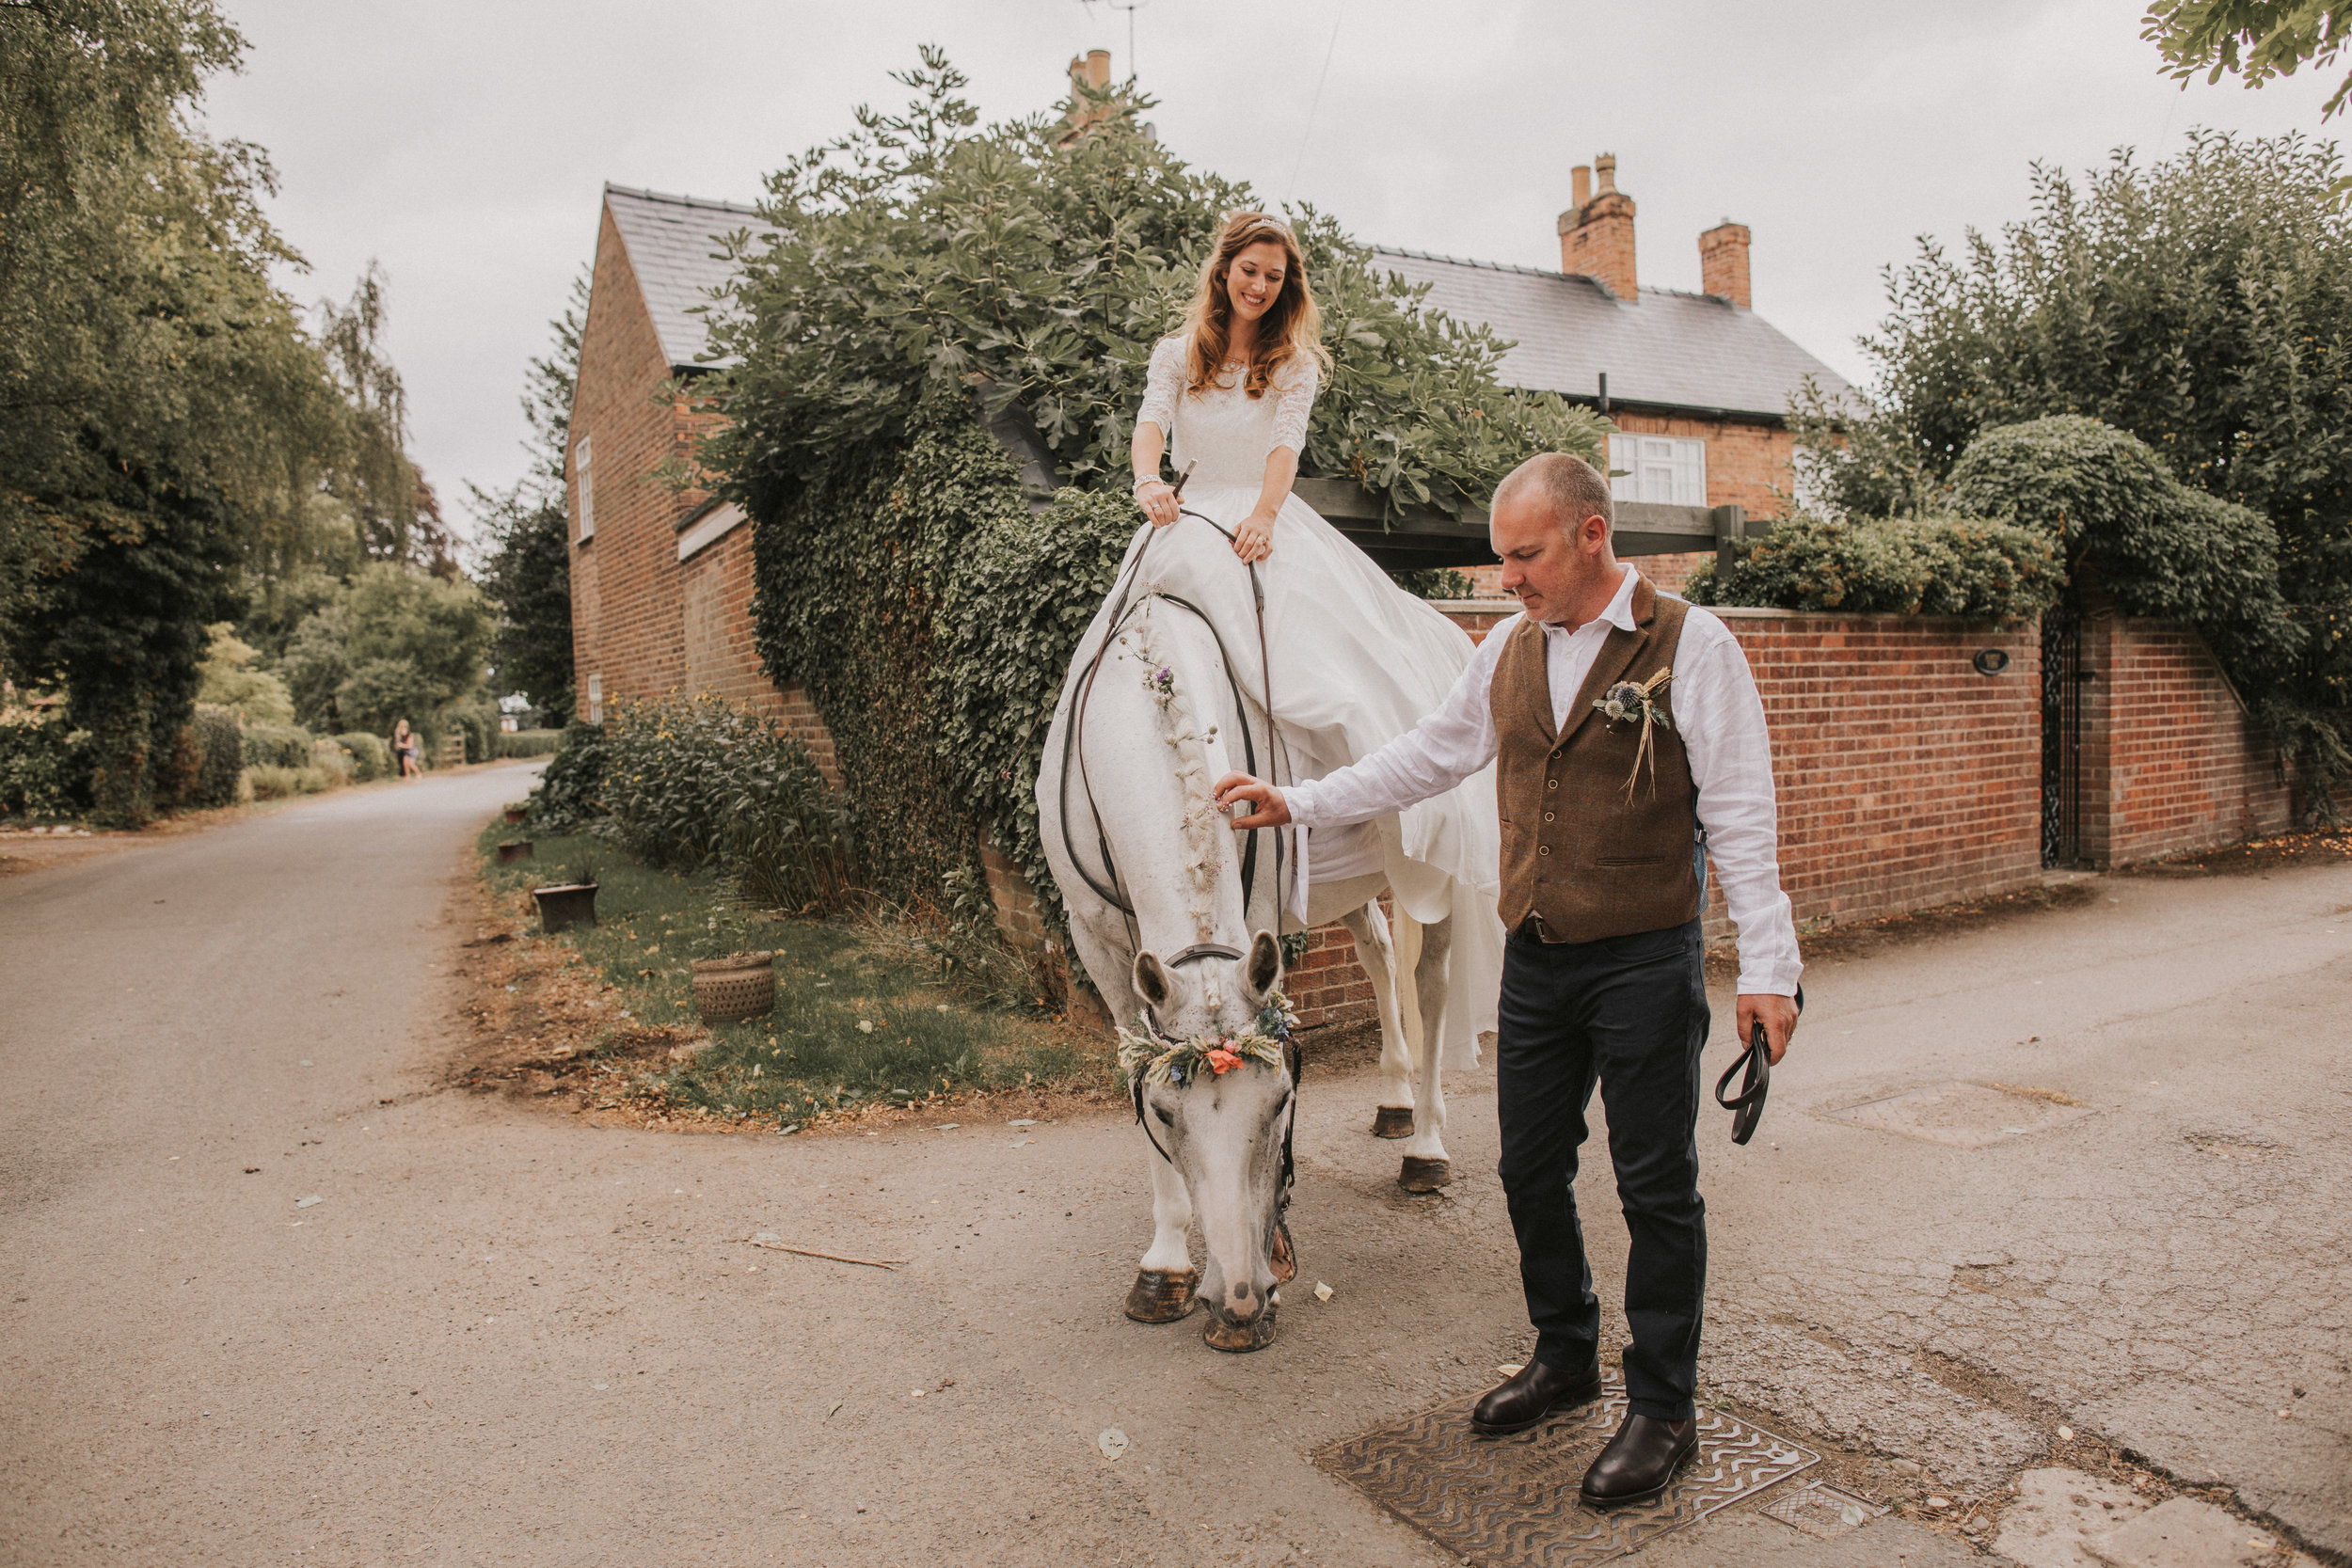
[1230,212,1292,233]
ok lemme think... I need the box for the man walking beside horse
[1215,451,1803,1507]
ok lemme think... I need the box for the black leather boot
[1469,1357,1602,1435]
[1579,1412,1698,1505]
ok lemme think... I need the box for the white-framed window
[575,436,595,542]
[1607,434,1708,507]
[586,673,603,725]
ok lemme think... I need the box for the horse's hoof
[1371,1105,1415,1139]
[1202,1305,1279,1353]
[1398,1156,1451,1194]
[1270,1222,1297,1285]
[1123,1268,1199,1323]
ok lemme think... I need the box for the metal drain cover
[1759,1481,1885,1538]
[1823,1081,2097,1148]
[1314,1374,1818,1567]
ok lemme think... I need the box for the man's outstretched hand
[1736,992,1799,1065]
[1213,772,1291,830]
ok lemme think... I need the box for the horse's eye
[1153,1105,1176,1129]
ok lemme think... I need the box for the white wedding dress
[1073,332,1504,1063]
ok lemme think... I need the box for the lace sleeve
[1269,356,1319,456]
[1136,335,1185,434]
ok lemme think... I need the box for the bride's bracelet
[1131,475,1167,495]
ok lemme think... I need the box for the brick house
[564,184,834,775]
[1379,152,1851,594]
[567,157,1847,725]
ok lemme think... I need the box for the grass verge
[469,819,1113,1132]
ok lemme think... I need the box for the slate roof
[595,185,1850,415]
[1371,246,1851,422]
[602,184,765,370]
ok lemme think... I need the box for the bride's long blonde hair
[1181,212,1329,401]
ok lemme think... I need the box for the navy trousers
[1495,914,1710,1422]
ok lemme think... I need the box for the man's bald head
[1493,452,1613,539]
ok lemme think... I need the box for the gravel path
[1,771,2343,1565]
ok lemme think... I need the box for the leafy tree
[1788,132,2352,809]
[196,622,294,722]
[2,459,243,824]
[2143,3,2352,136]
[316,264,454,576]
[703,49,1609,520]
[280,562,495,737]
[470,270,584,722]
[0,1,341,645]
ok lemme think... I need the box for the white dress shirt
[1283,564,1803,996]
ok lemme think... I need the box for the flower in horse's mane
[1147,665,1176,706]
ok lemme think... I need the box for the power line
[1287,0,1348,203]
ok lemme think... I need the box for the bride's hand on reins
[1232,509,1274,563]
[1136,479,1180,527]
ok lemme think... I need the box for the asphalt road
[1,770,2345,1566]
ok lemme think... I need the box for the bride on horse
[1122,210,1503,1061]
[1036,209,1504,1349]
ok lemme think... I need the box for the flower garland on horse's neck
[1118,991,1299,1089]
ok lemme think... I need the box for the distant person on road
[393,719,421,780]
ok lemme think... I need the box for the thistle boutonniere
[1595,666,1674,798]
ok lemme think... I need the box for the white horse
[1037,568,1459,1351]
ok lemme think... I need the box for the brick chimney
[1061,49,1115,141]
[1700,219,1752,309]
[1559,153,1638,301]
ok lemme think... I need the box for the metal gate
[2041,594,2083,867]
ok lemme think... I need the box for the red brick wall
[570,205,687,707]
[2078,610,2291,866]
[1279,609,2045,1026]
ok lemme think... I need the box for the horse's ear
[1134,951,1174,1009]
[1242,929,1282,1005]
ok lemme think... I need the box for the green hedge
[450,705,497,765]
[191,705,243,807]
[333,732,389,782]
[597,693,853,911]
[526,721,607,830]
[495,728,563,758]
[1685,514,2061,619]
[0,705,93,821]
[241,722,315,769]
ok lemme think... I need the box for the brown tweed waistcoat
[1491,576,1700,943]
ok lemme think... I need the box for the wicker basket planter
[497,839,533,863]
[692,951,777,1023]
[532,882,598,935]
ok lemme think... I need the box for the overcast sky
[200,0,2343,544]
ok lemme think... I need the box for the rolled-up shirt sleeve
[1283,627,1505,830]
[1676,613,1803,996]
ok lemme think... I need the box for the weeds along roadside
[473,818,1110,1131]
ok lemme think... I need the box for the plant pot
[503,806,528,826]
[497,840,533,863]
[533,882,599,934]
[691,950,777,1023]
